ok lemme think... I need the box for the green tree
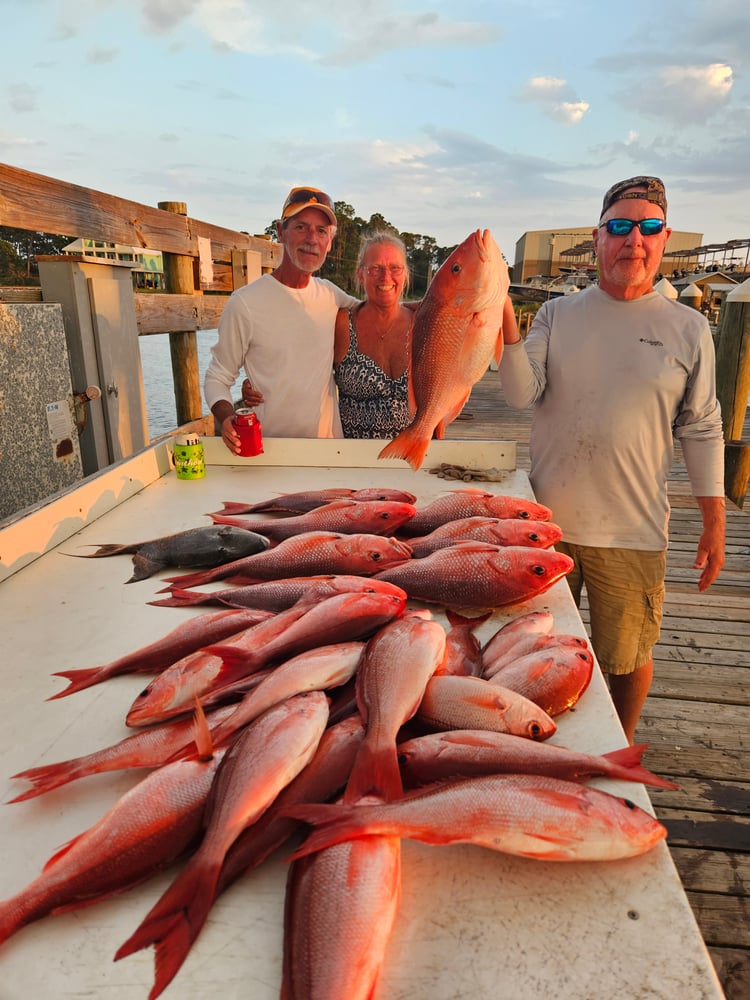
[0,227,72,284]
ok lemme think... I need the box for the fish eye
[532,565,545,576]
[371,551,383,561]
[622,798,636,810]
[451,263,461,273]
[518,510,530,519]
[528,533,540,542]
[529,722,543,737]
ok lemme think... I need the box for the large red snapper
[286,773,667,862]
[400,489,552,536]
[481,610,555,666]
[374,542,573,609]
[161,530,413,590]
[379,229,509,470]
[397,730,678,790]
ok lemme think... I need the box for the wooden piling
[158,200,204,425]
[715,278,750,507]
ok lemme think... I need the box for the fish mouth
[474,229,492,263]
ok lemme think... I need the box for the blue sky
[2,0,749,261]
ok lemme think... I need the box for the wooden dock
[445,368,749,1000]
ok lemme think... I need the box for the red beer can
[233,408,264,457]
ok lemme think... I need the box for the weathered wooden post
[715,277,750,507]
[158,200,203,425]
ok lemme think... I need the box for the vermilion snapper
[211,486,417,516]
[209,498,417,540]
[487,644,595,717]
[374,542,573,609]
[481,609,555,666]
[345,612,446,803]
[483,631,588,677]
[416,674,556,740]
[48,607,274,699]
[149,574,407,610]
[0,750,226,949]
[406,516,563,557]
[206,641,366,749]
[379,229,509,470]
[396,730,679,790]
[399,489,552,536]
[8,704,241,801]
[115,691,330,1000]
[285,773,668,863]
[161,530,413,590]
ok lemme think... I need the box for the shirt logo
[639,337,664,347]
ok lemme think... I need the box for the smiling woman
[333,231,414,439]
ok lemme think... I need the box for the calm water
[138,329,243,439]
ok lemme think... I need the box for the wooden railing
[0,162,283,424]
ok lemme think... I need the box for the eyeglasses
[600,218,666,237]
[281,187,335,216]
[365,265,405,277]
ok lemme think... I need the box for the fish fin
[7,758,83,802]
[378,431,431,472]
[192,698,215,760]
[46,667,107,700]
[344,741,403,804]
[128,554,165,583]
[215,501,254,515]
[445,609,492,630]
[114,859,218,999]
[63,542,131,558]
[602,745,679,790]
[148,588,214,609]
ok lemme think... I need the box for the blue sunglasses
[601,218,665,237]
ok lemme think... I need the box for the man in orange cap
[499,175,726,742]
[205,186,357,449]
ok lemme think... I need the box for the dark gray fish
[70,525,270,582]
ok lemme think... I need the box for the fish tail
[65,543,131,558]
[7,759,83,802]
[378,430,430,471]
[161,566,223,589]
[602,745,679,790]
[344,741,403,804]
[47,668,105,700]
[445,609,492,629]
[114,859,219,998]
[212,501,254,515]
[147,588,214,608]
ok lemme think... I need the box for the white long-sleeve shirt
[499,285,724,549]
[204,274,357,438]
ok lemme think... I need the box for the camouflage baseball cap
[600,176,667,220]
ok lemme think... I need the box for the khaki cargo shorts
[556,542,666,676]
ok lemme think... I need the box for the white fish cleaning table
[0,437,724,999]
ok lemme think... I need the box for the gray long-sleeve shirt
[499,285,724,549]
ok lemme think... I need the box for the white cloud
[521,76,590,126]
[8,85,38,113]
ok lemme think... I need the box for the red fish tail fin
[47,668,104,700]
[114,860,219,998]
[161,565,224,588]
[445,609,492,630]
[7,759,82,802]
[148,587,214,609]
[378,431,430,472]
[344,741,403,804]
[213,501,253,515]
[603,745,679,790]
